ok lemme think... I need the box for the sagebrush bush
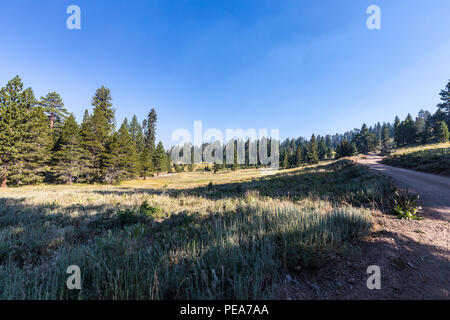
[0,198,372,300]
[0,160,386,300]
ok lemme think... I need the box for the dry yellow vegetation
[392,141,450,155]
[0,160,389,299]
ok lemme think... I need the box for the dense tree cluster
[1,76,449,186]
[280,79,450,165]
[0,76,169,187]
[169,137,279,172]
[178,78,449,171]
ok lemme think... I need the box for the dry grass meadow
[0,160,391,299]
[390,141,450,155]
[382,142,450,176]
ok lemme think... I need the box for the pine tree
[122,117,129,130]
[381,124,390,144]
[375,122,382,140]
[355,123,378,153]
[0,76,51,187]
[394,116,401,147]
[295,146,303,166]
[139,148,153,179]
[79,108,107,181]
[100,121,139,184]
[282,151,289,168]
[166,156,173,173]
[143,109,158,174]
[306,134,319,164]
[422,118,432,144]
[351,141,357,155]
[403,114,416,144]
[326,147,333,159]
[432,109,447,138]
[153,141,167,175]
[0,76,27,187]
[81,87,116,182]
[437,122,449,143]
[144,109,157,153]
[91,86,115,133]
[414,110,429,142]
[10,106,52,186]
[381,124,392,155]
[116,121,139,180]
[79,110,96,181]
[39,92,68,130]
[437,79,450,127]
[101,133,120,184]
[318,137,328,160]
[53,114,89,184]
[335,139,356,159]
[128,115,146,177]
[128,115,144,152]
[325,135,332,149]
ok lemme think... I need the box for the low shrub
[115,201,165,226]
[390,189,422,220]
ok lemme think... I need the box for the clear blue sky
[1,0,449,146]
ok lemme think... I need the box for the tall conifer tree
[53,114,88,184]
[39,92,68,130]
[91,86,115,133]
[295,146,303,166]
[306,134,319,164]
[153,141,167,175]
[0,76,51,186]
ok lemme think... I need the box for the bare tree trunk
[1,166,7,188]
[49,114,55,130]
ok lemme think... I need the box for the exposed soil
[357,155,450,222]
[278,155,449,299]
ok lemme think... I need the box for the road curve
[355,155,450,221]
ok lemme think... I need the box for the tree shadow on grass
[91,161,392,208]
[0,201,372,299]
[0,190,448,299]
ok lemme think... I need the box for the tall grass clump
[0,197,372,300]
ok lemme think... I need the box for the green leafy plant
[390,189,422,220]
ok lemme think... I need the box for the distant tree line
[169,138,280,173]
[280,79,450,167]
[1,76,449,185]
[0,76,170,187]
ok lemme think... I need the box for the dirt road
[281,155,449,299]
[355,155,450,221]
